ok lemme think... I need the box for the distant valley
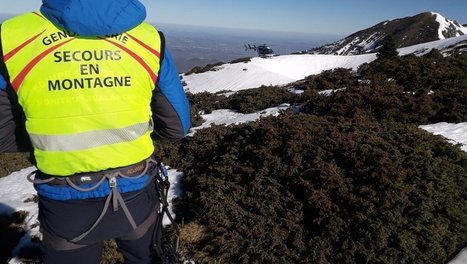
[155,23,339,72]
[0,13,338,73]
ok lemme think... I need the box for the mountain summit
[310,12,467,55]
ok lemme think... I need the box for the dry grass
[0,153,32,177]
[180,222,206,244]
[101,240,124,264]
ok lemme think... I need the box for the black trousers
[38,178,161,264]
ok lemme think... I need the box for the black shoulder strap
[158,30,166,65]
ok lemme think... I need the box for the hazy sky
[0,0,466,36]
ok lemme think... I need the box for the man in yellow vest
[0,0,191,263]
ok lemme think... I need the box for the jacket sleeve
[151,43,191,139]
[0,22,19,152]
[0,25,31,153]
[0,78,19,152]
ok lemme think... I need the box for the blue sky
[0,0,466,36]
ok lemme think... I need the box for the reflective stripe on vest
[29,120,153,152]
[1,12,162,176]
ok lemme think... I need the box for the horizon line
[148,20,343,38]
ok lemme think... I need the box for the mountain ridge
[308,11,466,55]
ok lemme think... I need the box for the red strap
[11,38,75,92]
[126,33,161,58]
[102,38,158,84]
[4,29,46,62]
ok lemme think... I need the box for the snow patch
[183,54,376,94]
[431,12,467,39]
[419,122,467,151]
[188,104,290,136]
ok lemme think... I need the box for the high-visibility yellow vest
[1,12,162,176]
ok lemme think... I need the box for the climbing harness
[27,157,182,262]
[153,158,181,264]
[27,158,155,243]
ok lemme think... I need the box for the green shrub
[170,114,467,264]
[228,85,295,113]
[304,68,358,92]
[187,86,303,115]
[301,79,441,124]
[359,52,467,93]
[376,36,399,59]
[187,92,229,114]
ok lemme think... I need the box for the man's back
[0,0,190,263]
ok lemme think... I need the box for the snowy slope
[432,12,467,39]
[398,34,467,56]
[183,54,376,94]
[183,34,467,94]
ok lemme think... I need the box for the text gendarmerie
[42,30,77,46]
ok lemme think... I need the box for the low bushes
[166,114,467,263]
[188,86,300,115]
[158,51,467,263]
[303,67,358,92]
[301,76,466,124]
[228,86,296,113]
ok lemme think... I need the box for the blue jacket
[0,0,191,200]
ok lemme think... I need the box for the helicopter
[244,43,275,58]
